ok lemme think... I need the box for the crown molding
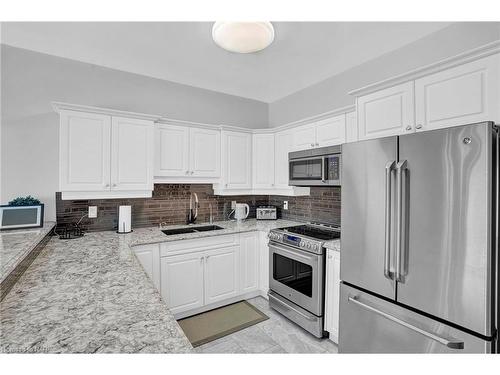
[348,40,500,97]
[52,102,162,121]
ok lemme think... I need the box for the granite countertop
[323,239,341,252]
[0,222,56,284]
[0,218,300,353]
[128,218,303,247]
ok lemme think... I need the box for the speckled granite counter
[128,219,303,247]
[0,219,300,353]
[324,239,340,252]
[0,222,55,285]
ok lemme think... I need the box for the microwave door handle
[321,158,326,181]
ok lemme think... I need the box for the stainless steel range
[268,223,340,338]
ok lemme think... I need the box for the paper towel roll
[118,205,132,233]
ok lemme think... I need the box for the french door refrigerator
[339,121,498,353]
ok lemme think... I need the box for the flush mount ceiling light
[212,22,274,53]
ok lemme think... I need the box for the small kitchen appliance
[256,206,277,220]
[288,145,341,187]
[0,204,44,230]
[233,203,250,222]
[268,223,340,338]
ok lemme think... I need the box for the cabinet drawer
[160,234,238,257]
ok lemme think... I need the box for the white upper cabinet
[155,124,189,177]
[415,54,499,132]
[60,110,111,192]
[345,111,358,143]
[315,115,346,147]
[189,127,221,177]
[221,130,252,190]
[155,125,220,179]
[111,116,154,191]
[252,133,275,188]
[59,108,154,198]
[292,123,317,151]
[357,81,415,140]
[274,130,292,188]
[291,114,346,151]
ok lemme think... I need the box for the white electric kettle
[233,203,250,221]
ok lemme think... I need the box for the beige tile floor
[194,296,338,354]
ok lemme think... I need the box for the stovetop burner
[283,224,340,241]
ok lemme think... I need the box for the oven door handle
[268,292,316,321]
[268,241,318,263]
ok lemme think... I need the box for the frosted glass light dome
[212,22,274,53]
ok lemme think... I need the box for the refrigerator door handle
[348,296,465,349]
[395,160,408,283]
[384,161,396,280]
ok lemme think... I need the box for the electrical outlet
[283,201,288,210]
[231,201,236,209]
[88,206,98,218]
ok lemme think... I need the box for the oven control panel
[269,230,324,255]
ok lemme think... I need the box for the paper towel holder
[117,205,133,234]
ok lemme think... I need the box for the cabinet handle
[190,171,194,175]
[405,125,412,131]
[416,124,423,130]
[315,142,319,146]
[185,171,189,175]
[105,184,110,188]
[225,183,228,187]
[112,183,117,187]
[310,143,315,147]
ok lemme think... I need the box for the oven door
[288,156,324,186]
[269,241,324,316]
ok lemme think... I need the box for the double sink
[161,225,224,236]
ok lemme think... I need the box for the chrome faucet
[187,192,198,224]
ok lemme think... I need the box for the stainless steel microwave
[288,145,341,186]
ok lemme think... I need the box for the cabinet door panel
[161,253,204,315]
[59,110,111,191]
[223,131,252,189]
[155,124,189,177]
[189,127,221,177]
[345,111,358,143]
[204,246,239,304]
[358,81,414,140]
[253,133,275,188]
[134,244,160,291]
[291,123,316,151]
[274,131,292,188]
[415,54,499,131]
[111,116,154,191]
[315,114,346,147]
[239,232,259,293]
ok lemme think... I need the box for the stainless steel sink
[162,225,224,236]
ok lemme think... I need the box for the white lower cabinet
[239,232,260,294]
[160,252,205,315]
[133,244,160,291]
[204,245,239,305]
[258,231,270,298]
[325,249,340,343]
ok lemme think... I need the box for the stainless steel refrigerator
[339,121,498,353]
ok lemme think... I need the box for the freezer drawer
[339,283,492,353]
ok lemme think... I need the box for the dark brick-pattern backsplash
[56,184,341,231]
[269,186,341,227]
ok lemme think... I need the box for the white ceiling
[1,22,451,102]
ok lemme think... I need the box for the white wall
[0,45,268,221]
[268,22,500,126]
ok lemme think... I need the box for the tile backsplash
[56,184,341,231]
